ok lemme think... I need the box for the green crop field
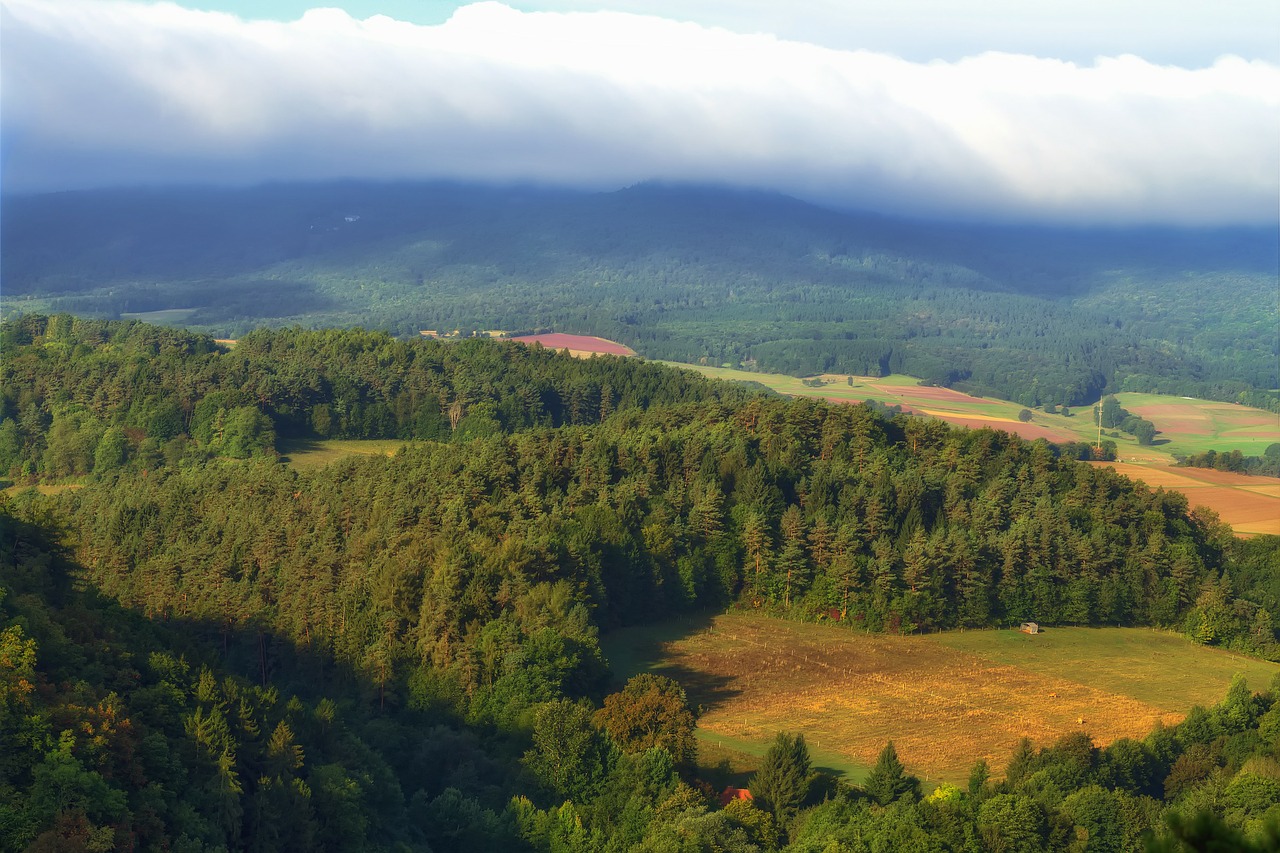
[602,613,1279,784]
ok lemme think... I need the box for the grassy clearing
[278,438,411,470]
[930,627,1278,712]
[602,613,1279,784]
[120,308,200,324]
[2,483,84,497]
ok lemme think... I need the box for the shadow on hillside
[600,610,742,716]
[275,436,322,463]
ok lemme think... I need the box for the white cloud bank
[2,0,1277,224]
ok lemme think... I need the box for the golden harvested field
[1089,462,1280,537]
[603,614,1280,784]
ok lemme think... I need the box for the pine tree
[864,740,919,805]
[750,731,811,825]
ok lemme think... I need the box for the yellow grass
[920,409,1019,424]
[604,614,1280,783]
[2,483,84,497]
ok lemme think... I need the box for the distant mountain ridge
[2,181,1275,406]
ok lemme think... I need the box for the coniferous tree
[864,740,919,806]
[749,731,812,826]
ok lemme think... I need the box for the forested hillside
[4,317,1280,848]
[0,315,751,482]
[4,182,1275,407]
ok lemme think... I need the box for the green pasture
[1112,392,1280,457]
[930,626,1279,712]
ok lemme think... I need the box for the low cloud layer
[3,0,1277,224]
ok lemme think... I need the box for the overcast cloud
[2,0,1277,224]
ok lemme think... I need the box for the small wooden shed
[1020,622,1040,634]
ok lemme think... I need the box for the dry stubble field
[604,613,1280,784]
[1088,462,1280,537]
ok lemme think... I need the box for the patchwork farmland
[672,364,1280,535]
[603,613,1280,784]
[1088,462,1280,537]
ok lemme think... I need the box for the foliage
[863,741,920,806]
[750,732,812,828]
[595,674,697,764]
[3,316,1280,850]
[1177,447,1280,478]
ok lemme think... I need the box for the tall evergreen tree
[864,741,919,806]
[750,731,812,826]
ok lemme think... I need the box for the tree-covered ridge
[5,502,1280,852]
[4,183,1276,407]
[37,390,1274,698]
[0,315,750,482]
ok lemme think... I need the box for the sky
[2,0,1277,225]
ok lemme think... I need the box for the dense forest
[4,316,1280,849]
[0,315,753,482]
[7,501,1280,852]
[4,183,1276,408]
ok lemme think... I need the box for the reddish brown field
[1127,400,1276,438]
[888,385,987,404]
[933,416,1075,443]
[1091,462,1280,537]
[511,333,636,357]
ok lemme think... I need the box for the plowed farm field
[1089,462,1280,536]
[510,333,636,358]
[603,614,1279,784]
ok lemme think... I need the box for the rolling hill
[3,181,1276,409]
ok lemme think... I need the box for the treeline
[0,315,749,482]
[1096,395,1159,446]
[1178,446,1280,478]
